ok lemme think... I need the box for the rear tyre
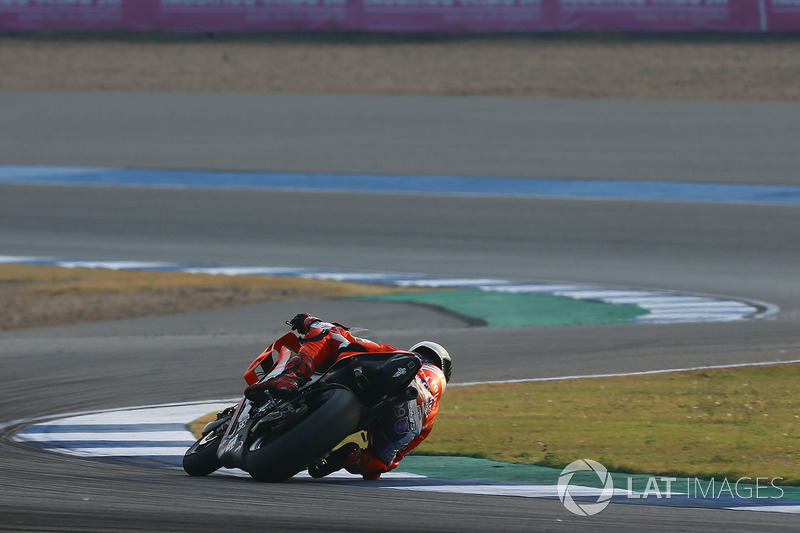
[183,433,223,477]
[245,388,362,482]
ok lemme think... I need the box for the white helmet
[409,341,452,383]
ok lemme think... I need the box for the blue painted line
[2,165,800,205]
[17,423,189,433]
[607,494,800,510]
[26,440,194,448]
[362,478,800,509]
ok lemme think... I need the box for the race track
[1,92,799,531]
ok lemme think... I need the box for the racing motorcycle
[182,332,421,482]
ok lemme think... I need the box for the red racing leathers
[293,318,447,480]
[345,362,446,480]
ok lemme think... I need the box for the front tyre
[183,433,223,476]
[245,387,362,482]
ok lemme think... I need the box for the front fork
[201,406,236,437]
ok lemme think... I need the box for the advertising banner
[359,0,551,31]
[156,0,350,31]
[0,0,126,29]
[0,0,798,31]
[557,0,759,31]
[765,0,800,31]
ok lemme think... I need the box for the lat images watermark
[557,459,786,516]
[557,459,615,516]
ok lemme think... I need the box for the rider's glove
[287,313,316,335]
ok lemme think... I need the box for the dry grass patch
[0,263,407,330]
[2,34,800,100]
[189,412,217,438]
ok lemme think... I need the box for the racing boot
[308,442,361,479]
[343,446,392,481]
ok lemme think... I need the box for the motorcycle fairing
[243,332,302,386]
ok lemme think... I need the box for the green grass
[419,364,800,485]
[190,363,800,487]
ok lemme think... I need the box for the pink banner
[1,0,798,31]
[358,0,552,31]
[557,0,759,31]
[155,0,351,31]
[0,0,123,29]
[765,0,800,30]
[0,0,158,30]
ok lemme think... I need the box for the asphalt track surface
[1,92,800,532]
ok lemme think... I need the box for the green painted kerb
[396,456,800,500]
[354,290,648,327]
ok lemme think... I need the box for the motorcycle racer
[244,313,452,480]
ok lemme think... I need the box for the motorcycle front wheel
[182,432,223,477]
[245,387,362,482]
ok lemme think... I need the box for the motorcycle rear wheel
[245,387,362,482]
